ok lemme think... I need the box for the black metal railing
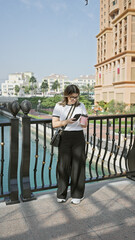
[30,119,56,193]
[0,118,20,204]
[0,120,11,199]
[0,100,135,205]
[85,114,135,182]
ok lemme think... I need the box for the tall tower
[95,0,135,106]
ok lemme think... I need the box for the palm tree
[51,80,60,93]
[24,86,29,94]
[82,84,94,99]
[64,82,71,89]
[15,85,20,95]
[33,84,37,95]
[41,80,48,96]
[29,76,37,95]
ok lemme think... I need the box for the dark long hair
[59,84,80,106]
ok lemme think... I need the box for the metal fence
[0,100,135,205]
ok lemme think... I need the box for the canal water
[0,115,100,195]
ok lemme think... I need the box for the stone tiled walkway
[0,178,135,240]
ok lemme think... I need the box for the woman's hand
[52,117,75,128]
[80,123,88,128]
[66,118,75,124]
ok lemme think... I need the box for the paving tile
[85,179,132,203]
[122,184,135,199]
[69,196,135,232]
[67,231,101,240]
[0,179,135,240]
[99,184,130,199]
[96,223,135,240]
[20,195,70,218]
[24,207,91,240]
[0,218,34,240]
[0,203,24,223]
[103,205,134,226]
[84,186,111,203]
[117,197,135,211]
[123,215,135,226]
[69,200,115,231]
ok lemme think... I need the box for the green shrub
[98,100,108,111]
[115,101,126,113]
[107,100,116,114]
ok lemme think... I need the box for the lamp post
[37,99,41,114]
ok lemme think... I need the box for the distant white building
[42,73,69,94]
[73,75,95,99]
[42,74,95,95]
[1,72,95,97]
[1,72,34,96]
[73,75,95,89]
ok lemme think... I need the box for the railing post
[20,100,36,202]
[6,101,20,204]
[127,137,135,181]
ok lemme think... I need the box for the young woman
[52,84,88,204]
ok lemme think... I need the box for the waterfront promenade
[0,178,135,240]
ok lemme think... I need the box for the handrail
[87,113,135,120]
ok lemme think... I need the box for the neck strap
[62,105,76,130]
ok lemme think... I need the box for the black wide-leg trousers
[57,131,86,199]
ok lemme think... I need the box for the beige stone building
[95,0,135,106]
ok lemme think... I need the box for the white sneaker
[71,197,84,205]
[57,198,66,203]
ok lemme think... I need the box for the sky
[0,0,100,85]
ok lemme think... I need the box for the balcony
[119,48,122,53]
[109,1,119,17]
[0,100,135,205]
[115,26,118,32]
[119,34,122,39]
[124,31,127,36]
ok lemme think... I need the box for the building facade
[42,74,95,95]
[74,75,95,98]
[95,0,135,105]
[1,72,95,97]
[42,74,69,94]
[74,75,95,88]
[1,72,34,96]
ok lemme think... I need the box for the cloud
[20,0,67,12]
[34,1,43,10]
[87,13,94,19]
[48,0,67,13]
[20,0,43,10]
[20,0,30,6]
[68,29,79,40]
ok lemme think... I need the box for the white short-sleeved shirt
[52,102,87,131]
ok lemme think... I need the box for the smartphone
[72,114,81,121]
